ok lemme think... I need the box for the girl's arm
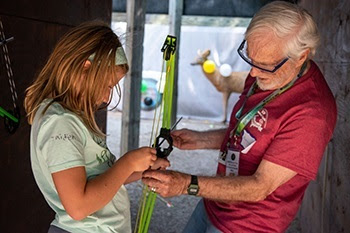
[52,147,156,220]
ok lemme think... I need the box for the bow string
[134,35,177,233]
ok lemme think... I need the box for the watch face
[187,184,199,195]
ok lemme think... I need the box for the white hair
[245,1,320,60]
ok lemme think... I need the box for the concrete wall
[298,0,350,232]
[0,1,111,232]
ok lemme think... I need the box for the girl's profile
[24,21,169,233]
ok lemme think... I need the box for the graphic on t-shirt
[50,133,76,141]
[93,135,107,148]
[250,108,268,132]
[96,149,115,167]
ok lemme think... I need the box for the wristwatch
[187,175,199,195]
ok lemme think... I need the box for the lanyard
[231,62,307,138]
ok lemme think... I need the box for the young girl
[24,21,169,233]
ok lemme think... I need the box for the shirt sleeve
[263,110,332,180]
[38,113,87,173]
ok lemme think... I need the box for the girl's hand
[151,158,170,170]
[123,147,157,172]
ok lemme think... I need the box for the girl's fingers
[151,154,157,161]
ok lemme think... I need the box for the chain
[0,20,18,110]
[0,19,20,133]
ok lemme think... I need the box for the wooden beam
[168,0,183,127]
[120,0,146,155]
[0,0,111,26]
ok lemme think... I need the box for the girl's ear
[83,60,92,69]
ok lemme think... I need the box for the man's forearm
[143,170,270,202]
[194,175,269,203]
[198,128,227,149]
[143,161,295,202]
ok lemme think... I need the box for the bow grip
[155,128,173,158]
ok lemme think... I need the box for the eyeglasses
[237,40,289,73]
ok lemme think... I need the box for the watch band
[187,175,199,195]
[191,175,198,185]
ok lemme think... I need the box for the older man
[142,1,337,232]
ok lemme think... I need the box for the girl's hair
[24,20,128,136]
[245,1,320,60]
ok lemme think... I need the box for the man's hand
[171,128,201,150]
[171,128,227,150]
[142,170,191,197]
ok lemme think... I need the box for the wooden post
[0,1,111,232]
[120,0,146,155]
[298,0,350,232]
[168,0,183,127]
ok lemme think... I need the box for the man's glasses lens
[237,40,288,73]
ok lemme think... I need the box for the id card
[225,149,240,176]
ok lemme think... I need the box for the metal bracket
[1,106,20,134]
[0,36,14,46]
[154,128,173,158]
[161,35,177,61]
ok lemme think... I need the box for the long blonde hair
[24,21,128,136]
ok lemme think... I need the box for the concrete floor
[106,110,301,233]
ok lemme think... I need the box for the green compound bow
[134,35,177,233]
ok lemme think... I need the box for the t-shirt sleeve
[263,111,332,180]
[38,113,86,173]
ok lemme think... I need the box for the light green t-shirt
[30,99,131,233]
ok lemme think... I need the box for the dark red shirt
[205,60,337,233]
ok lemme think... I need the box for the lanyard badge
[225,148,240,176]
[218,134,241,176]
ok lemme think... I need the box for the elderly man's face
[247,31,300,91]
